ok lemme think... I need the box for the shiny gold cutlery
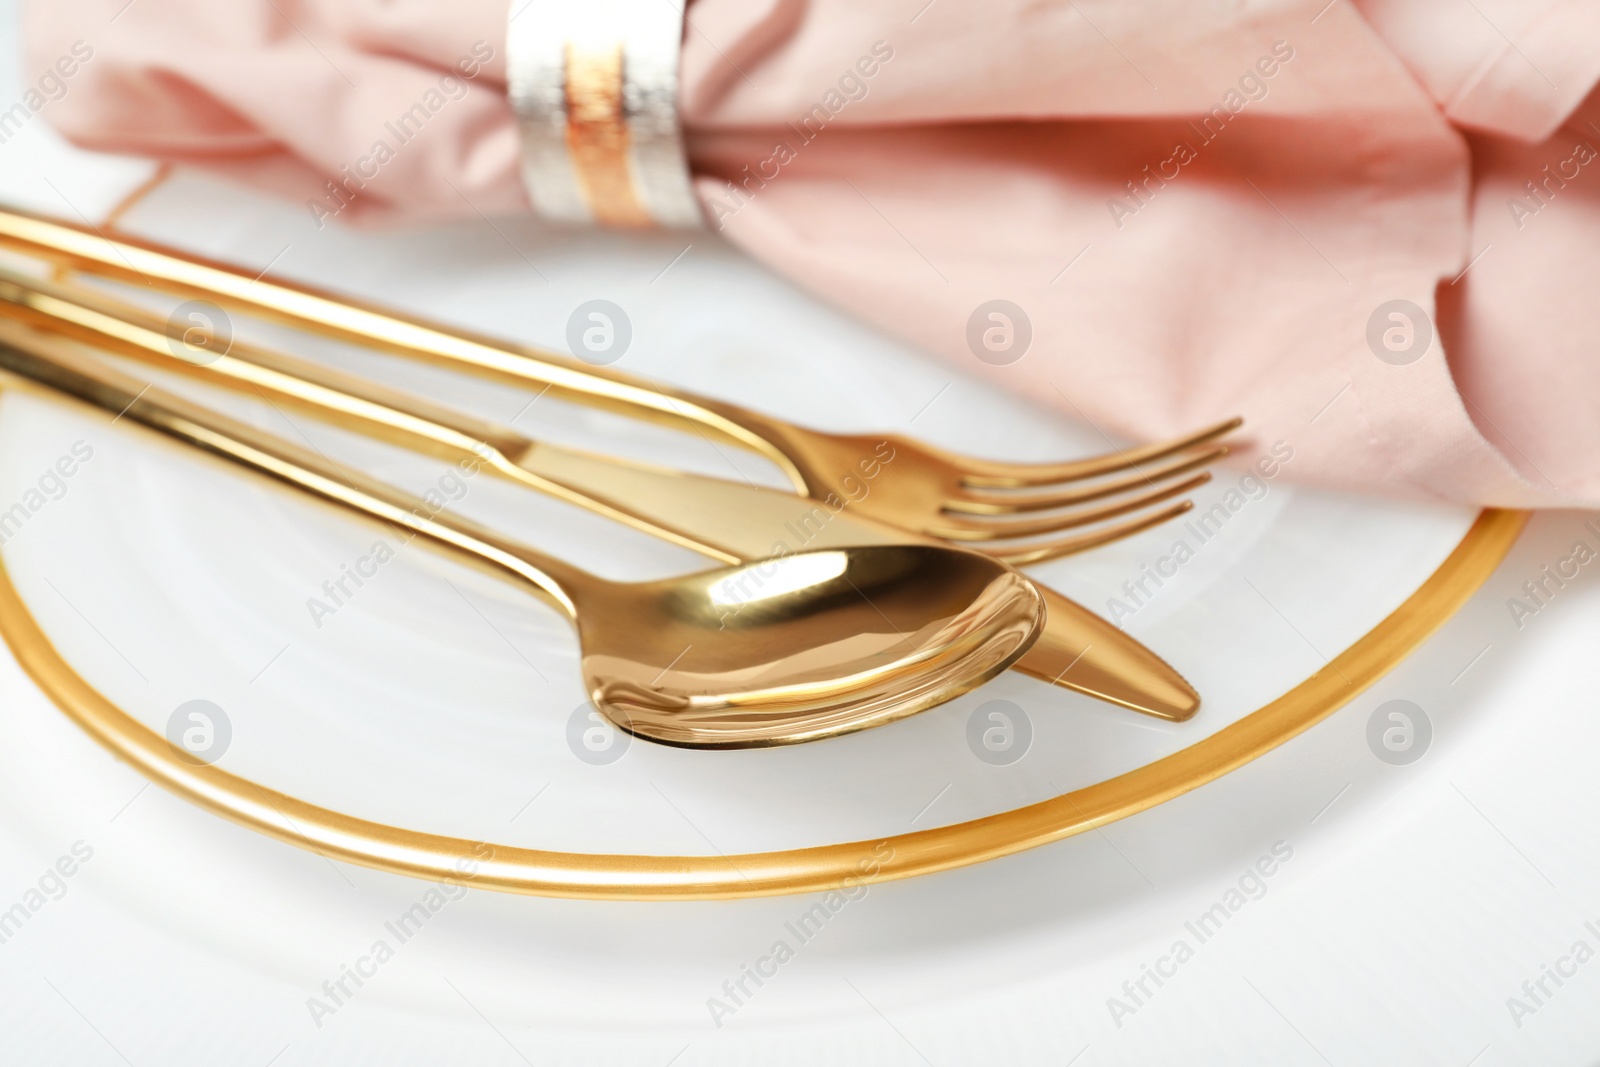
[0,321,1048,749]
[0,206,1237,566]
[0,268,1204,721]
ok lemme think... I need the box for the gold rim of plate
[0,507,1527,900]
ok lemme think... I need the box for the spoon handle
[0,322,588,617]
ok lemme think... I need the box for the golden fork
[0,268,1203,721]
[0,206,1238,566]
[0,321,1048,749]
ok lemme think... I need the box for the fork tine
[930,471,1210,542]
[959,417,1243,489]
[931,476,1205,543]
[945,446,1225,516]
[984,501,1195,566]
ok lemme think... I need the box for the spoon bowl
[578,545,1044,747]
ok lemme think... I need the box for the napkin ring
[506,0,702,228]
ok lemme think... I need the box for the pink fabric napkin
[24,0,1600,507]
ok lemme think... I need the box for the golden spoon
[0,322,1045,749]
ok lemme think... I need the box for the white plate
[0,172,1479,861]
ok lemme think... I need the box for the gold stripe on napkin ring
[507,0,701,229]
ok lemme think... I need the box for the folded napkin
[25,0,1600,507]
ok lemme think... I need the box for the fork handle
[0,269,817,567]
[0,322,589,617]
[0,207,809,489]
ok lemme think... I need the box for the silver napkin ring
[506,0,701,228]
